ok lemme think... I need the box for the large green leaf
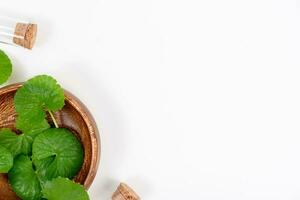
[32,128,83,181]
[0,50,12,84]
[8,155,42,200]
[42,177,89,200]
[0,145,13,173]
[0,128,44,156]
[14,75,64,132]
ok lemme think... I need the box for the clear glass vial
[0,16,37,49]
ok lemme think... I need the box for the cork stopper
[13,23,37,49]
[112,183,140,200]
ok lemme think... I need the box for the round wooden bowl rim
[0,83,101,189]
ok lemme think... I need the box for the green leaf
[42,177,89,200]
[0,129,21,156]
[8,155,42,200]
[0,50,12,84]
[0,145,13,173]
[0,128,43,156]
[14,75,64,132]
[16,116,50,135]
[32,128,83,181]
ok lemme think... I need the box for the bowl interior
[0,83,100,200]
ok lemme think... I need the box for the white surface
[1,0,300,199]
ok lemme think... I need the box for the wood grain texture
[0,83,100,200]
[13,23,37,49]
[112,183,140,200]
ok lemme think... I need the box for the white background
[1,0,300,199]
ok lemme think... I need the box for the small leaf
[0,128,43,156]
[0,145,13,173]
[0,129,19,156]
[14,75,64,132]
[32,128,83,181]
[8,155,42,200]
[42,177,89,200]
[0,50,12,84]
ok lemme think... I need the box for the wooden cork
[13,23,37,49]
[112,183,140,200]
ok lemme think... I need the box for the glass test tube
[0,16,37,49]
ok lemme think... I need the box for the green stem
[48,110,59,128]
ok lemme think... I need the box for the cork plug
[13,23,37,49]
[112,183,140,200]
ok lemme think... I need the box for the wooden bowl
[0,83,100,200]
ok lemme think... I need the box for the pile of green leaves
[0,74,90,200]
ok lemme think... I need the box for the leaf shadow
[6,54,26,85]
